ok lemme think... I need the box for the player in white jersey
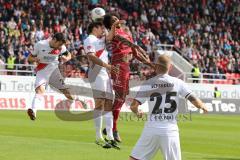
[129,55,208,160]
[84,21,120,149]
[27,32,74,120]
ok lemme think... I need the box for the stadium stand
[0,0,239,84]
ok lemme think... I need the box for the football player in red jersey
[103,14,154,142]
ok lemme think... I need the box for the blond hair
[156,55,171,73]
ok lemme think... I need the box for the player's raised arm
[59,45,72,63]
[28,43,40,63]
[132,47,155,69]
[60,52,71,63]
[28,54,40,63]
[187,94,208,113]
[60,50,71,62]
[112,35,152,66]
[108,28,154,68]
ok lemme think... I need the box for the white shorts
[89,74,113,100]
[35,65,67,90]
[131,128,181,160]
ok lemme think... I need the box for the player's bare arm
[60,51,72,63]
[28,54,40,64]
[87,53,118,74]
[187,94,208,113]
[87,53,111,69]
[114,35,147,59]
[113,34,154,68]
[132,47,155,68]
[130,99,143,118]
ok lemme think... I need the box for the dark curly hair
[103,14,119,30]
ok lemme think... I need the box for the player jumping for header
[103,14,154,142]
[84,21,122,149]
[27,32,74,120]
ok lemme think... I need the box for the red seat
[223,80,228,84]
[219,80,225,84]
[226,73,231,79]
[236,74,240,79]
[214,80,220,84]
[230,73,235,79]
[231,73,237,79]
[203,80,209,83]
[227,79,233,84]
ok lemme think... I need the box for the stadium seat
[219,80,225,84]
[225,73,231,79]
[227,79,233,84]
[203,80,209,84]
[230,73,236,79]
[222,80,227,84]
[234,73,240,79]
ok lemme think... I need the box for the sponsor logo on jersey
[87,46,92,50]
[43,56,56,61]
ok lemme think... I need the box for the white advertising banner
[0,76,135,112]
[0,76,240,113]
[188,83,240,99]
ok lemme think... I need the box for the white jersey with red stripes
[83,34,108,77]
[32,39,67,72]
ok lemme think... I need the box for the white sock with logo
[104,111,114,140]
[94,109,103,140]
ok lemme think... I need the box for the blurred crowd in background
[0,0,239,82]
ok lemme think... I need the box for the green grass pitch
[0,111,240,160]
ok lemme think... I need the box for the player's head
[50,32,66,49]
[103,14,120,30]
[87,21,104,37]
[155,55,172,74]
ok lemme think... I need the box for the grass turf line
[0,111,239,160]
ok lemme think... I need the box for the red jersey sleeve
[111,28,133,60]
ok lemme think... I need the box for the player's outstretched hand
[136,110,144,118]
[35,57,40,64]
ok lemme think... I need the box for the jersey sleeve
[32,42,40,56]
[134,84,151,105]
[83,38,96,54]
[60,45,69,55]
[179,80,193,98]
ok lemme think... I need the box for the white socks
[93,110,114,141]
[103,111,114,140]
[31,94,44,117]
[93,109,103,140]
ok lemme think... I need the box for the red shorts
[111,63,130,93]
